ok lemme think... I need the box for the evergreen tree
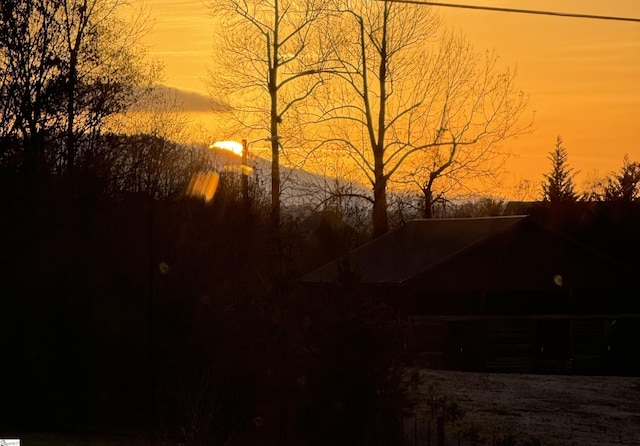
[604,155,640,202]
[542,136,578,203]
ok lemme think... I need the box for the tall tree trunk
[270,115,280,230]
[65,0,88,173]
[423,187,433,219]
[66,50,77,172]
[269,7,280,232]
[371,4,390,239]
[372,174,388,238]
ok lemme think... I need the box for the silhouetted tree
[450,197,505,218]
[207,0,333,230]
[0,0,63,174]
[0,0,152,176]
[99,134,215,199]
[542,136,578,204]
[603,155,640,202]
[314,1,529,235]
[60,0,151,171]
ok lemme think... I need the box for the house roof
[300,215,527,285]
[300,215,640,291]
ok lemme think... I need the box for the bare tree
[0,0,65,173]
[207,0,333,229]
[109,85,194,142]
[313,1,529,234]
[60,0,152,171]
[0,0,152,175]
[398,33,529,219]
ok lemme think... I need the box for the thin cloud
[149,50,210,56]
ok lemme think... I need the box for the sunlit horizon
[134,0,640,200]
[210,140,244,156]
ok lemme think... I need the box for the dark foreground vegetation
[0,112,638,446]
[0,153,412,445]
[2,0,638,443]
[2,136,640,446]
[2,153,640,446]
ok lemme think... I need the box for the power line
[374,0,640,23]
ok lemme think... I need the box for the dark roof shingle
[300,216,526,285]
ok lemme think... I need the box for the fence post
[437,416,444,446]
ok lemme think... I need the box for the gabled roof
[300,215,527,285]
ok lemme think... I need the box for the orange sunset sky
[134,0,640,199]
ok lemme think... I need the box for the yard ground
[411,369,640,446]
[8,371,640,445]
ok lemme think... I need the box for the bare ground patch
[410,369,640,445]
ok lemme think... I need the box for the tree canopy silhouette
[207,0,334,230]
[542,136,578,204]
[310,1,529,234]
[0,0,152,177]
[603,155,640,202]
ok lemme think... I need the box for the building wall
[409,313,640,375]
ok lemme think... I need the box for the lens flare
[187,171,220,202]
[223,164,254,176]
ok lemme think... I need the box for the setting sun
[138,0,640,199]
[210,140,244,156]
[3,0,640,441]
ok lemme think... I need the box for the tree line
[0,4,411,443]
[1,1,637,445]
[208,0,531,236]
[542,136,639,204]
[0,0,155,179]
[2,0,530,237]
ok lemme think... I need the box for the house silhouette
[301,216,640,375]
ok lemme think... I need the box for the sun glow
[139,0,640,198]
[210,140,244,156]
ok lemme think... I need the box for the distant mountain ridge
[131,85,229,113]
[208,147,371,209]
